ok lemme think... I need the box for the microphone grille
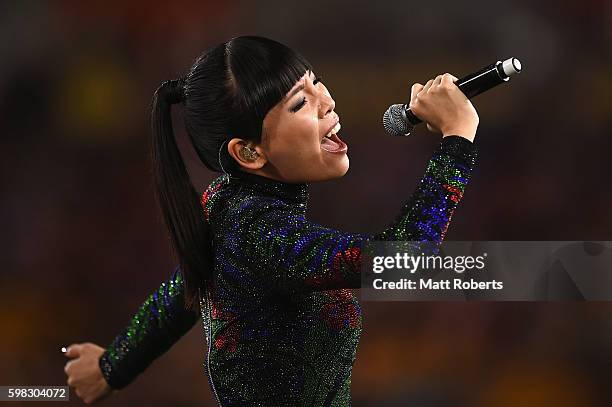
[383,104,409,137]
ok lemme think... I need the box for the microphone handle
[404,60,511,126]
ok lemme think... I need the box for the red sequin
[443,184,463,203]
[201,182,223,222]
[212,304,239,352]
[332,247,362,271]
[214,324,240,352]
[304,247,363,289]
[319,289,361,331]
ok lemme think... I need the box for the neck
[236,166,287,183]
[227,168,309,208]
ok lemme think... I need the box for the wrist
[442,128,476,143]
[437,135,479,169]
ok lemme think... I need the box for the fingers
[66,374,78,387]
[410,83,424,104]
[421,78,435,95]
[64,343,82,384]
[441,73,459,88]
[65,343,82,358]
[433,74,443,87]
[64,360,73,374]
[422,75,442,95]
[423,73,459,94]
[64,359,84,388]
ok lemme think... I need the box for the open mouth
[321,122,348,153]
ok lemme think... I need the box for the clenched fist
[64,343,114,404]
[409,73,479,142]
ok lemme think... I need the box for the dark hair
[150,36,312,310]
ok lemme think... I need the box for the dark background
[1,0,611,405]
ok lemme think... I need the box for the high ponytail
[148,36,313,311]
[150,78,213,311]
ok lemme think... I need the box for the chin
[308,156,350,182]
[330,156,350,179]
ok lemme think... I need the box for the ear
[227,137,267,170]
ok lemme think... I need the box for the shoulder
[201,174,293,225]
[225,193,292,225]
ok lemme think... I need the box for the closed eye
[290,76,323,113]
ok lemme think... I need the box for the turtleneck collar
[226,169,309,207]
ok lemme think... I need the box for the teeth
[325,122,341,138]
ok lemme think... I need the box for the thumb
[65,344,82,358]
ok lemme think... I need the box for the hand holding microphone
[408,73,480,142]
[384,58,522,139]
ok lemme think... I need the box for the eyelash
[291,76,323,113]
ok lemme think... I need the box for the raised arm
[238,135,477,293]
[371,135,477,242]
[98,266,199,389]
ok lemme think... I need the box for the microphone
[383,57,522,137]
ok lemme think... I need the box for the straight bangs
[227,36,312,139]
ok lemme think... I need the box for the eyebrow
[285,70,315,101]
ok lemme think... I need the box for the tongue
[321,136,341,152]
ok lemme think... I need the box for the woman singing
[63,35,479,405]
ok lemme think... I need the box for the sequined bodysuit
[99,135,478,406]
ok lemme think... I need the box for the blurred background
[1,0,611,405]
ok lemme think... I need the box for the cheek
[270,138,315,165]
[275,116,319,151]
[290,114,317,135]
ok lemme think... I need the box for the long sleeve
[239,135,478,293]
[98,266,199,389]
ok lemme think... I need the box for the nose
[319,93,335,118]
